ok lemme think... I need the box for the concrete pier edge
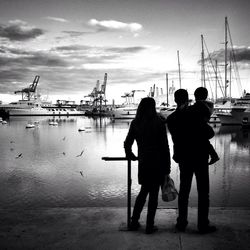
[0,207,249,249]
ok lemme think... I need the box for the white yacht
[110,104,138,119]
[215,93,250,125]
[0,76,85,116]
[110,90,144,119]
[0,99,48,116]
[41,100,85,116]
[0,99,85,116]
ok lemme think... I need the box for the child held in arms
[193,87,220,165]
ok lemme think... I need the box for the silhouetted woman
[124,97,171,234]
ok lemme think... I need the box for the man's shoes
[145,225,158,234]
[175,223,186,232]
[198,225,217,234]
[128,221,141,231]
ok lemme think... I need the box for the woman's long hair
[134,97,157,126]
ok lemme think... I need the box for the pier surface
[0,207,249,249]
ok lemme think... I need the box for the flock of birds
[1,118,92,178]
[8,127,89,178]
[0,116,100,182]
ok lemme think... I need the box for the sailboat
[159,53,181,119]
[213,17,250,125]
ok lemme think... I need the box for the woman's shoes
[175,223,186,232]
[129,220,158,234]
[128,221,141,231]
[145,225,158,234]
[198,225,217,234]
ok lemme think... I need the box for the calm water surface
[0,116,249,208]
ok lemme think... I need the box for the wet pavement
[0,207,249,249]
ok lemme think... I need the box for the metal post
[102,156,136,230]
[166,73,169,106]
[177,50,182,89]
[127,159,131,228]
[225,16,228,98]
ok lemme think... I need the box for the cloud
[88,19,142,33]
[202,47,250,63]
[232,47,250,62]
[53,44,146,54]
[52,44,147,61]
[9,19,28,26]
[0,21,44,41]
[0,43,150,96]
[62,31,93,37]
[105,46,146,53]
[0,46,66,67]
[45,16,69,23]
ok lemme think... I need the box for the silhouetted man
[167,89,216,234]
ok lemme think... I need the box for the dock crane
[98,73,108,106]
[14,75,40,100]
[83,73,108,113]
[121,90,145,105]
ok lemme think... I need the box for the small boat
[49,121,58,126]
[78,127,85,131]
[26,123,35,128]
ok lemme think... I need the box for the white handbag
[161,175,178,202]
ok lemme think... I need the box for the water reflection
[0,118,249,208]
[210,125,250,207]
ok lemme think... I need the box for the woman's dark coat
[124,116,171,185]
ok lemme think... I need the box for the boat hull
[110,107,137,119]
[0,100,85,116]
[7,108,85,116]
[216,109,250,125]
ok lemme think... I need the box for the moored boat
[110,104,138,119]
[0,99,85,116]
[26,123,36,128]
[49,121,58,126]
[215,93,250,125]
[0,76,85,117]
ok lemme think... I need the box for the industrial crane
[14,75,40,100]
[83,73,108,110]
[121,90,145,105]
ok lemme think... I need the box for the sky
[0,0,250,104]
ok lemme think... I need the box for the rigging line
[227,25,243,96]
[231,56,243,95]
[204,39,224,96]
[203,38,225,97]
[205,64,214,100]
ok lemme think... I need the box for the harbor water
[0,116,249,208]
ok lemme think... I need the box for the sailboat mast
[201,34,205,87]
[225,16,228,98]
[177,50,182,88]
[215,60,218,102]
[166,73,169,106]
[229,51,232,99]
